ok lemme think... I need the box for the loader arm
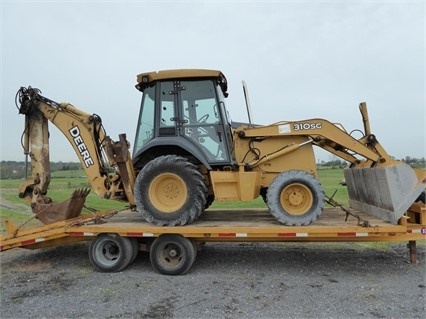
[236,112,383,166]
[16,87,135,224]
[236,102,426,223]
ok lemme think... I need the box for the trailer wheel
[267,170,324,226]
[89,234,134,272]
[130,237,139,263]
[134,155,207,226]
[150,235,197,275]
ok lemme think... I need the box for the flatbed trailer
[1,205,425,275]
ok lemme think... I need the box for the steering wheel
[197,114,209,123]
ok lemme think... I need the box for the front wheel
[267,170,324,226]
[150,235,197,275]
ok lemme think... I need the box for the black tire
[260,187,268,204]
[134,155,207,226]
[129,237,139,263]
[149,235,197,275]
[266,170,324,226]
[89,234,134,272]
[205,194,214,210]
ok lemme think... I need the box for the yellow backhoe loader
[16,69,426,226]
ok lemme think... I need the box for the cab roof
[136,69,228,96]
[137,69,223,84]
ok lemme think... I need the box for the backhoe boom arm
[16,87,135,223]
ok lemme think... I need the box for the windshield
[133,85,155,154]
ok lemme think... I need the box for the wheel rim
[157,243,183,270]
[148,173,188,212]
[95,240,120,266]
[280,183,313,215]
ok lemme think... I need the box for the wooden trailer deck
[1,207,425,253]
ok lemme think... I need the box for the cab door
[179,80,232,165]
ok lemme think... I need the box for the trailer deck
[1,206,425,274]
[1,207,425,250]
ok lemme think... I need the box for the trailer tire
[267,170,324,226]
[134,155,207,226]
[130,237,139,263]
[89,234,134,272]
[150,235,197,275]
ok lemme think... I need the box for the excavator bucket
[344,163,426,223]
[32,189,90,225]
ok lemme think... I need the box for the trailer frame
[1,205,425,275]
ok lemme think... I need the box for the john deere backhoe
[16,69,426,226]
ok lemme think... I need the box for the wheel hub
[149,173,188,212]
[288,190,304,206]
[169,249,178,257]
[280,183,313,216]
[163,183,179,199]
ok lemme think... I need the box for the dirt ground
[1,239,425,319]
[1,193,425,319]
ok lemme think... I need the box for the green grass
[317,167,348,206]
[0,173,126,228]
[1,211,33,224]
[0,179,23,189]
[0,167,349,226]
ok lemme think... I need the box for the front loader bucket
[344,164,426,223]
[32,189,90,225]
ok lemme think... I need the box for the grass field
[0,167,347,226]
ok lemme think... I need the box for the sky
[1,0,425,163]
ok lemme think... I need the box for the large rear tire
[134,155,207,226]
[150,235,197,275]
[267,170,324,226]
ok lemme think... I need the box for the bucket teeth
[71,188,91,199]
[344,164,426,223]
[32,188,91,225]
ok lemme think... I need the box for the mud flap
[344,164,426,223]
[32,189,90,224]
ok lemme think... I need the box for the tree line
[319,156,426,169]
[0,161,82,180]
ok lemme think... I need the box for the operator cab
[133,69,235,169]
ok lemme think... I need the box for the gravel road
[1,240,425,319]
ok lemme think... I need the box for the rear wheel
[260,187,268,203]
[89,234,134,272]
[205,194,215,210]
[267,170,324,226]
[150,235,197,275]
[134,155,207,226]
